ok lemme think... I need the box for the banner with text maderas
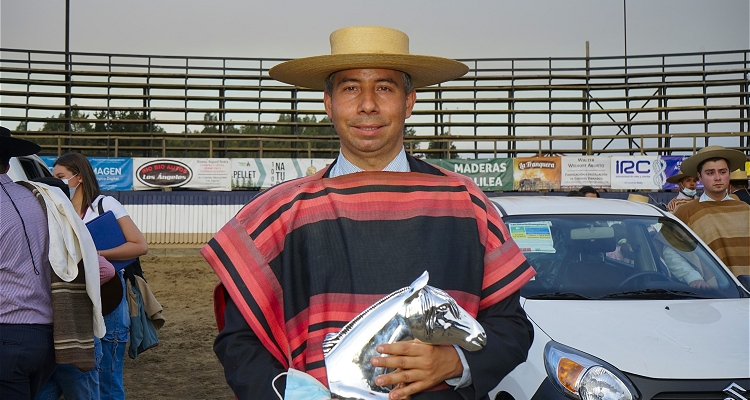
[427,159,513,191]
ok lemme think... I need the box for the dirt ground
[123,255,235,399]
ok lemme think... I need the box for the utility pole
[65,0,72,134]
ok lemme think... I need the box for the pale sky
[1,0,748,60]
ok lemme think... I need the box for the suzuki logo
[725,382,748,400]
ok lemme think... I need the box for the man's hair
[731,178,749,189]
[0,156,9,170]
[696,156,728,175]
[578,185,600,198]
[324,71,414,95]
[53,152,101,209]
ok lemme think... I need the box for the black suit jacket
[733,189,750,206]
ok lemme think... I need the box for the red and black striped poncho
[202,158,535,395]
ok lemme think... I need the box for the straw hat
[665,167,696,184]
[679,145,747,176]
[627,193,649,203]
[0,126,40,158]
[730,169,748,181]
[269,26,469,90]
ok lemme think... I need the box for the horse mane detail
[321,286,410,356]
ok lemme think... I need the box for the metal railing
[1,48,748,158]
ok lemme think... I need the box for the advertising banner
[427,158,513,191]
[610,156,667,190]
[513,157,561,191]
[132,158,232,191]
[561,156,611,188]
[41,156,133,191]
[231,158,334,189]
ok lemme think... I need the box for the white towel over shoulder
[24,181,105,338]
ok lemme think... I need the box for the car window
[15,156,52,180]
[503,215,742,299]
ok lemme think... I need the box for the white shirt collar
[699,191,734,202]
[328,148,410,178]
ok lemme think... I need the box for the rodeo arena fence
[1,47,749,245]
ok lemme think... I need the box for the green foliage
[426,131,459,159]
[41,109,93,133]
[92,110,165,133]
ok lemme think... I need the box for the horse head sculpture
[322,271,487,399]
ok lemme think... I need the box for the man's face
[697,159,730,196]
[324,68,416,170]
[678,176,698,191]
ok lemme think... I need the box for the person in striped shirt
[202,26,536,400]
[0,127,56,400]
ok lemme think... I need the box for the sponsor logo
[615,160,651,174]
[136,160,192,188]
[725,382,748,400]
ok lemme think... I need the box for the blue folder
[85,210,135,271]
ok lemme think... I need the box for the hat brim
[0,136,41,158]
[269,54,469,90]
[680,148,747,176]
[666,173,692,184]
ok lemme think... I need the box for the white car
[489,196,750,400]
[7,154,52,181]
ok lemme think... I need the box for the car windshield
[503,214,745,299]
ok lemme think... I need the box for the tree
[92,110,165,133]
[201,112,240,134]
[426,131,459,159]
[41,109,93,133]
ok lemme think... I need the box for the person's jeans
[98,273,130,400]
[0,324,55,400]
[35,338,102,400]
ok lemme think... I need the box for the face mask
[61,174,79,199]
[681,188,697,197]
[280,368,331,400]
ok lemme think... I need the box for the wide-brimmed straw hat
[269,26,469,90]
[0,126,40,158]
[665,167,696,184]
[627,193,649,203]
[730,169,748,181]
[680,145,747,176]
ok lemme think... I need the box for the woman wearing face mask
[52,152,148,400]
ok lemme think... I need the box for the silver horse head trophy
[322,271,487,399]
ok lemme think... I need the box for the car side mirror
[737,275,750,293]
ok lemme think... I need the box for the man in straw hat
[729,169,750,206]
[202,26,535,400]
[665,167,698,213]
[673,145,750,277]
[0,126,57,399]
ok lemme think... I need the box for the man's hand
[689,279,709,289]
[370,340,463,400]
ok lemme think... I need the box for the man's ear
[324,92,333,120]
[404,90,416,119]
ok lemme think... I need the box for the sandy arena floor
[123,255,235,399]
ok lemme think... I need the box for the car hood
[524,298,750,379]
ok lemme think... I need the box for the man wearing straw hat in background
[673,145,750,277]
[729,169,750,205]
[665,167,699,213]
[202,26,535,400]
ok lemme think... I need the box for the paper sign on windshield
[509,222,555,253]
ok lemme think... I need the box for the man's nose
[358,89,378,114]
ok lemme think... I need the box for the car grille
[651,393,730,400]
[624,374,750,400]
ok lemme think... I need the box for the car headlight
[544,341,640,400]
